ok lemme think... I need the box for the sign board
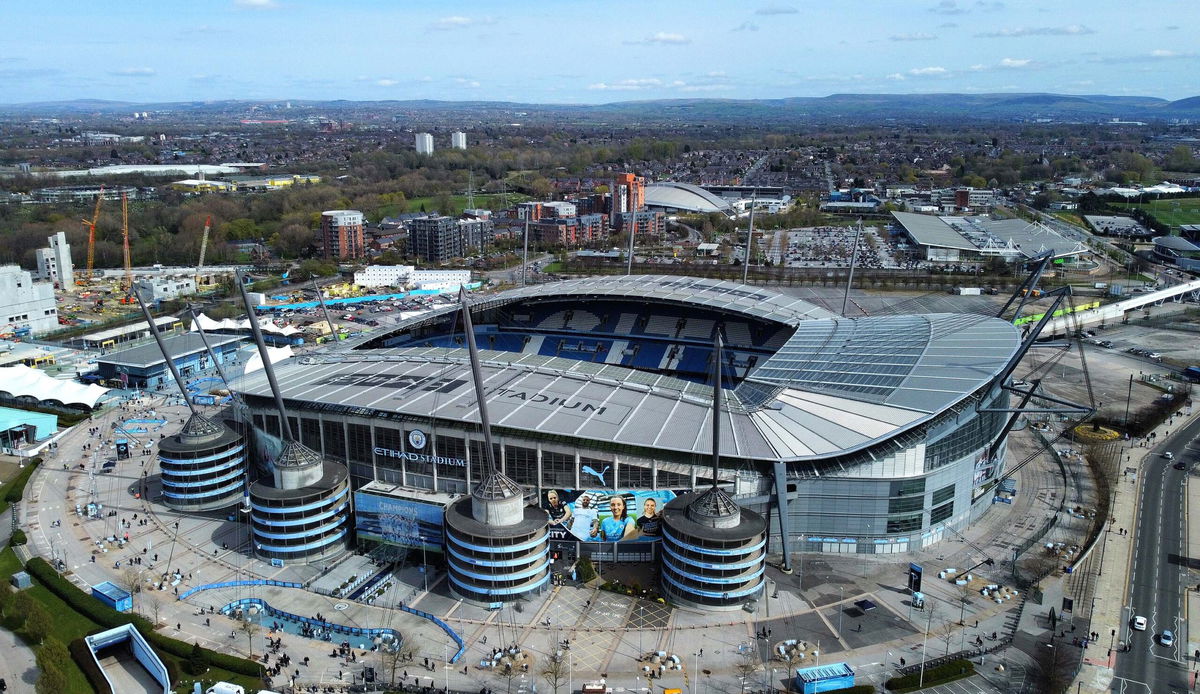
[907,563,923,593]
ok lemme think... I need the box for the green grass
[1111,197,1200,230]
[0,549,96,693]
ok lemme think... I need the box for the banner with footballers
[541,489,677,543]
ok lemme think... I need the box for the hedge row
[826,687,877,694]
[69,637,114,694]
[886,660,975,692]
[25,557,263,679]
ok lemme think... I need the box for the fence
[180,579,466,664]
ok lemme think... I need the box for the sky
[3,0,1198,105]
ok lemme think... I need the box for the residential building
[35,231,74,287]
[516,202,545,221]
[320,210,366,261]
[458,218,496,253]
[533,214,609,246]
[541,201,577,218]
[451,131,467,149]
[0,265,58,336]
[415,133,435,155]
[612,173,646,214]
[409,216,462,263]
[614,210,665,236]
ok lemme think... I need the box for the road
[1116,414,1200,693]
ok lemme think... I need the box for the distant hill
[2,92,1199,124]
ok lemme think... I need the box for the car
[1133,615,1148,631]
[1161,630,1175,646]
[1175,462,1186,470]
[1164,452,1175,460]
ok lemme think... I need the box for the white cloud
[998,57,1032,68]
[112,67,156,77]
[890,33,936,42]
[234,0,278,8]
[1091,50,1195,64]
[679,84,733,92]
[453,77,481,88]
[587,78,664,91]
[886,73,906,81]
[976,24,1093,38]
[930,1,966,15]
[755,4,798,15]
[429,15,496,31]
[376,79,399,87]
[908,66,949,76]
[626,32,691,45]
[731,22,759,32]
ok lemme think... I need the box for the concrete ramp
[84,624,171,694]
[98,649,160,694]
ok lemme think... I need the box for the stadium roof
[240,278,1021,464]
[892,211,1089,259]
[644,182,734,214]
[1153,235,1200,252]
[357,276,834,347]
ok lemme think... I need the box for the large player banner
[542,489,677,543]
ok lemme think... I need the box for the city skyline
[3,0,1198,105]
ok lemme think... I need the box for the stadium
[233,276,1021,579]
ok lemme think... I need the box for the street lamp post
[837,585,844,638]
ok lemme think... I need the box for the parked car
[1160,630,1175,646]
[1133,615,1148,631]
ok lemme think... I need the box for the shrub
[69,637,114,694]
[9,529,27,546]
[825,686,876,694]
[885,659,975,692]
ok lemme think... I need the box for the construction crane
[195,215,212,288]
[78,186,104,285]
[119,193,134,304]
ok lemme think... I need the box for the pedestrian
[177,623,181,631]
[900,657,906,666]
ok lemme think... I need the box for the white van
[205,683,246,694]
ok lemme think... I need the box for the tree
[35,663,68,694]
[36,637,70,675]
[148,597,163,626]
[25,602,52,644]
[541,654,568,694]
[734,652,761,694]
[500,660,523,694]
[185,641,209,676]
[575,557,596,583]
[379,644,405,686]
[11,590,33,627]
[238,616,261,660]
